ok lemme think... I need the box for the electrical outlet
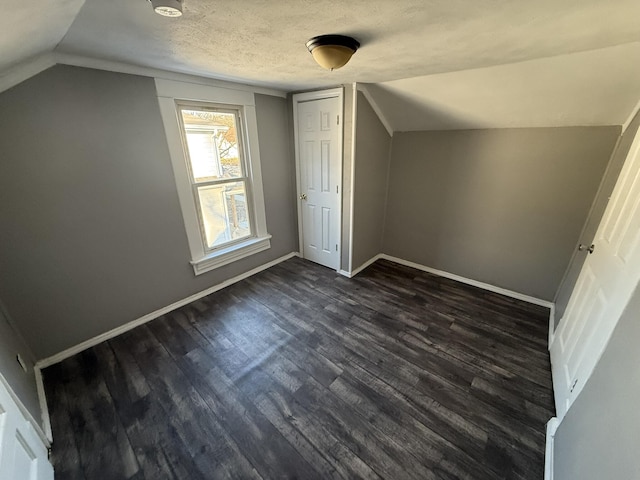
[16,354,28,373]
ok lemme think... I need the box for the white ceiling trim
[54,53,287,98]
[0,51,288,98]
[356,83,393,137]
[622,98,640,134]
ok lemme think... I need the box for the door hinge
[570,378,578,393]
[336,244,338,251]
[336,185,339,194]
[337,115,340,125]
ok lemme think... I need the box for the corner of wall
[622,98,640,134]
[356,84,394,138]
[0,53,56,95]
[381,119,394,253]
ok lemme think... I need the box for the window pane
[197,181,252,249]
[181,108,242,182]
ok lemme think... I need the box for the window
[156,79,270,275]
[178,104,252,250]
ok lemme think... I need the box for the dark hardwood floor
[43,257,554,480]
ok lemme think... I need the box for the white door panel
[0,378,53,480]
[296,95,341,269]
[551,125,640,419]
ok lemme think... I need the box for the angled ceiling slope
[0,0,84,73]
[365,42,640,132]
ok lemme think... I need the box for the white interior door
[551,125,640,419]
[295,94,342,270]
[0,378,53,480]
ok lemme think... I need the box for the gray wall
[554,111,640,325]
[383,127,619,301]
[0,301,40,423]
[553,281,640,480]
[0,65,297,359]
[351,91,391,269]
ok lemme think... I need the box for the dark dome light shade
[306,34,360,71]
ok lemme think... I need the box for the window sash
[178,104,247,183]
[155,78,271,275]
[176,102,257,253]
[192,178,255,252]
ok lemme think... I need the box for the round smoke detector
[149,0,183,17]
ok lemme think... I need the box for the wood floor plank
[307,312,544,478]
[62,352,141,480]
[178,347,325,480]
[97,338,206,480]
[293,374,441,480]
[118,326,262,480]
[42,363,85,480]
[44,257,554,479]
[236,261,549,475]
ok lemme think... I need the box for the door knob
[299,193,307,200]
[578,243,595,254]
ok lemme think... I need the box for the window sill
[190,235,272,275]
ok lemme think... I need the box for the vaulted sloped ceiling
[366,42,640,131]
[0,0,84,72]
[2,0,640,130]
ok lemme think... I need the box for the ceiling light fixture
[149,0,183,17]
[306,34,360,71]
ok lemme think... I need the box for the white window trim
[156,78,271,275]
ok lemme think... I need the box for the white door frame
[550,124,640,420]
[292,88,344,271]
[0,374,53,479]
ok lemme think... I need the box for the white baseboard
[351,254,384,277]
[337,253,553,310]
[379,254,554,308]
[0,372,50,448]
[545,417,560,480]
[34,250,554,443]
[36,251,299,370]
[339,254,384,278]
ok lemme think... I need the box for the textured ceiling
[2,0,640,129]
[56,0,640,90]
